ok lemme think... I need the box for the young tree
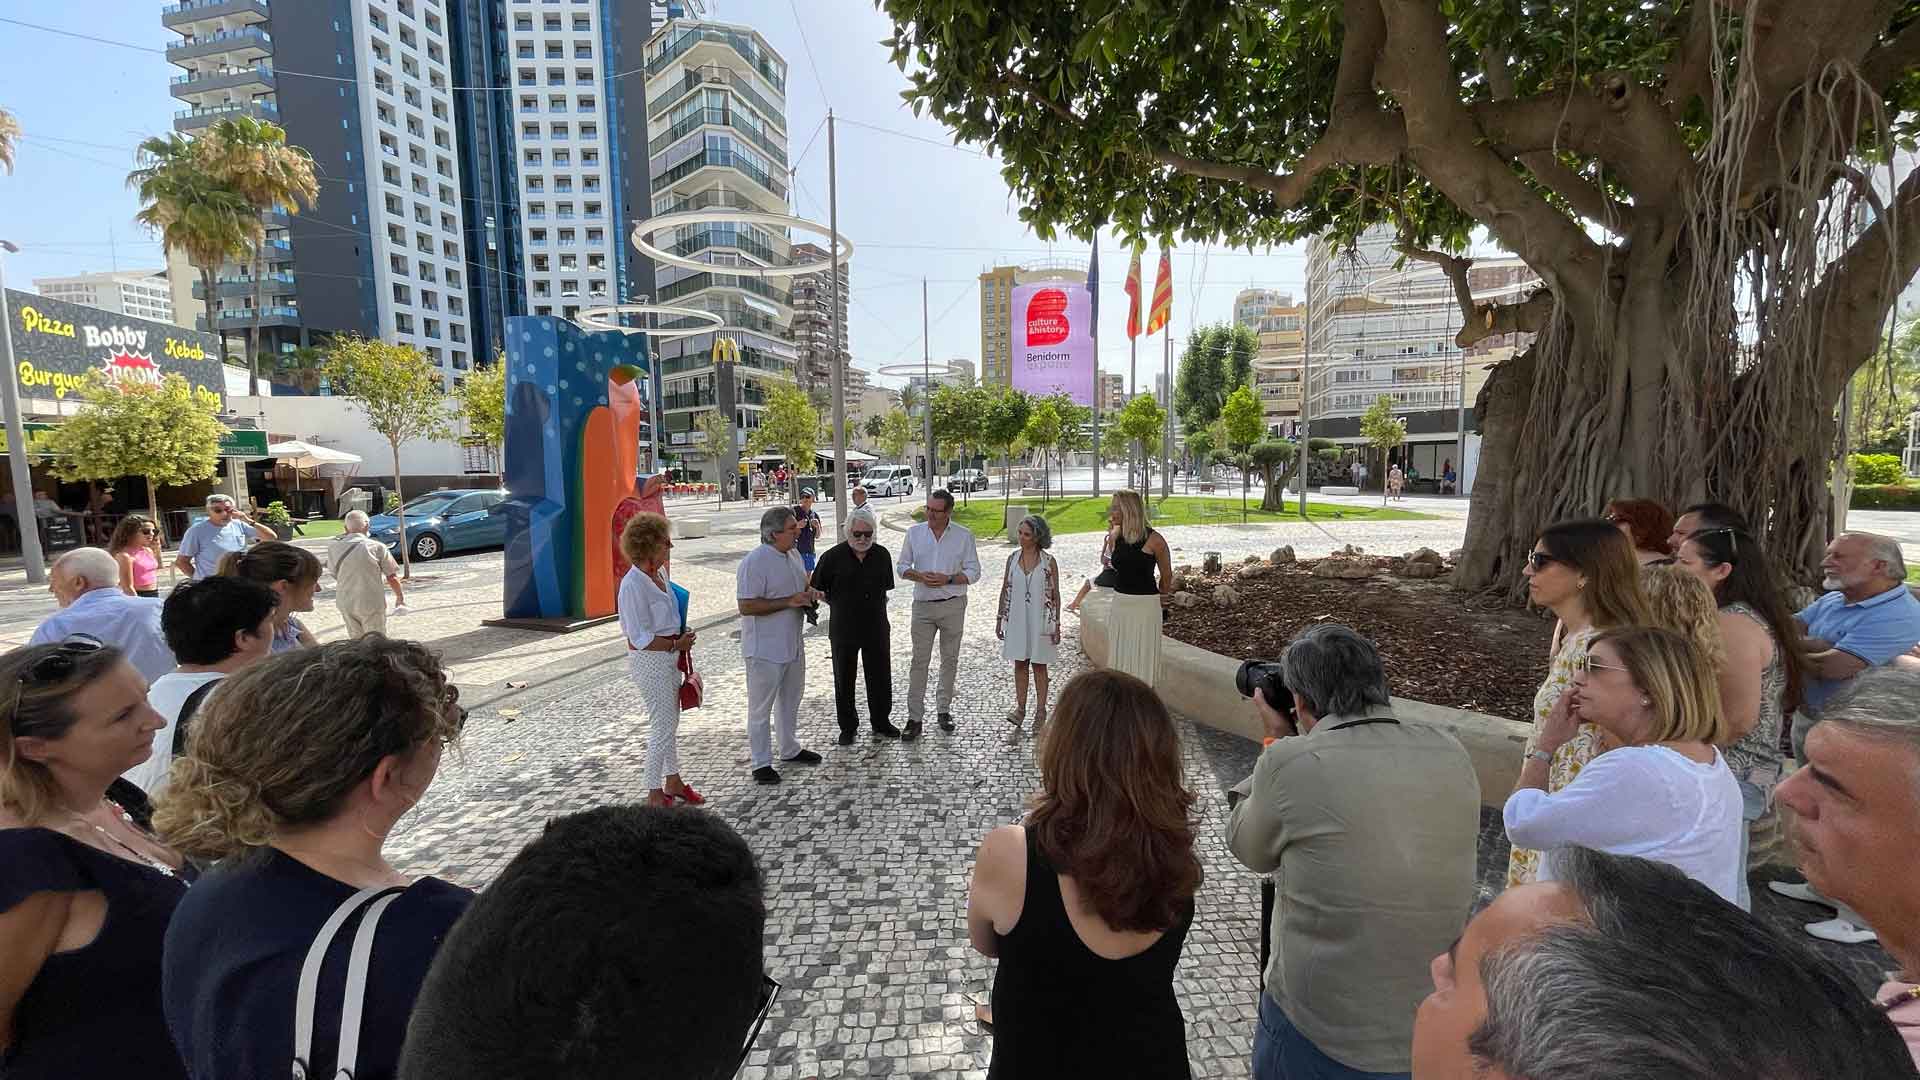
[745,385,819,500]
[1360,396,1408,506]
[883,2,1920,592]
[1111,393,1167,510]
[1221,384,1266,518]
[693,409,733,508]
[863,413,887,442]
[1251,438,1299,511]
[1185,428,1216,479]
[322,336,452,577]
[930,384,990,502]
[1174,323,1257,434]
[878,409,915,463]
[982,386,1034,523]
[1023,398,1064,503]
[1055,395,1093,496]
[452,359,507,472]
[37,374,228,522]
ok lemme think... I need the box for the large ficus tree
[882,0,1920,592]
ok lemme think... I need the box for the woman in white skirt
[617,511,702,807]
[1105,489,1173,686]
[996,514,1061,744]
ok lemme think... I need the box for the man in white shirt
[895,488,981,740]
[126,576,278,795]
[31,547,174,684]
[328,510,407,638]
[736,506,823,784]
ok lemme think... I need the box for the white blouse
[1504,744,1745,903]
[617,565,681,647]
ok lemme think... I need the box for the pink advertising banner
[1010,281,1094,404]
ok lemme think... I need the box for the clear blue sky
[0,1,1314,389]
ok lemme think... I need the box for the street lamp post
[0,241,47,585]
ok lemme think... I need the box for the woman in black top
[967,669,1201,1078]
[1105,489,1175,684]
[156,635,473,1080]
[0,638,193,1080]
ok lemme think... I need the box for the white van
[859,465,916,498]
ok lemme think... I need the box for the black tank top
[1110,529,1160,595]
[988,830,1193,1079]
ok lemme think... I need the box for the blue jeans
[1735,777,1768,912]
[1254,993,1409,1080]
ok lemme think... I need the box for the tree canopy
[323,336,452,574]
[746,385,820,489]
[1174,323,1256,434]
[453,359,507,465]
[37,374,227,518]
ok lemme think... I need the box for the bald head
[50,547,122,607]
[344,510,370,533]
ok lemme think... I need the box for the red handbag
[677,645,703,710]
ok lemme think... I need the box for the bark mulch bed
[1162,554,1554,722]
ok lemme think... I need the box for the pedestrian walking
[896,489,981,740]
[736,506,822,784]
[1388,464,1405,501]
[810,507,900,743]
[327,511,407,639]
[1105,490,1173,686]
[997,514,1061,744]
[618,511,703,807]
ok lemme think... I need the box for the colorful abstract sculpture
[499,315,656,621]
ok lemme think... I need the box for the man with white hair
[1773,668,1920,1065]
[29,547,174,682]
[736,505,823,784]
[327,510,406,638]
[809,507,900,743]
[1791,531,1920,761]
[174,493,274,579]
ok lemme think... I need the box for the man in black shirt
[810,507,900,743]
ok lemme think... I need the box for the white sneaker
[392,604,412,616]
[1768,880,1836,908]
[1805,917,1879,945]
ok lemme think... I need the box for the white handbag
[291,885,405,1079]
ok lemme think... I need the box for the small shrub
[1850,453,1905,486]
[259,501,292,527]
[1849,483,1920,510]
[385,492,402,513]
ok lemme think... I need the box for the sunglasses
[1691,526,1740,557]
[849,530,873,538]
[19,635,105,687]
[1526,551,1560,570]
[1577,655,1631,676]
[736,975,781,1075]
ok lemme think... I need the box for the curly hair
[1604,498,1676,556]
[1637,563,1726,675]
[107,514,157,556]
[218,539,322,587]
[0,642,127,824]
[619,511,671,570]
[153,635,457,862]
[1027,670,1201,932]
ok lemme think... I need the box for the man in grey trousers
[895,489,981,740]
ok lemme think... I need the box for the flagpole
[1091,231,1101,499]
[1160,322,1173,502]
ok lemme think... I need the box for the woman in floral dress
[1507,518,1649,886]
[997,514,1061,746]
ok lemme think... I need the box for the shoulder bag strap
[172,678,222,757]
[292,885,404,1079]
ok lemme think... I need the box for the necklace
[1879,983,1920,1012]
[76,801,177,878]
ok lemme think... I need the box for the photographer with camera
[1226,624,1480,1080]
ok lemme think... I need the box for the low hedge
[1850,484,1920,510]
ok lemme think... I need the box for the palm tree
[128,133,259,371]
[200,117,318,397]
[270,344,327,394]
[0,107,19,175]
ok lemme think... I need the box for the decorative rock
[1236,561,1275,582]
[1405,546,1445,566]
[1214,584,1241,608]
[1243,554,1262,565]
[1398,561,1443,579]
[1270,545,1296,565]
[1311,559,1376,580]
[1202,552,1224,575]
[1449,548,1466,563]
[1172,590,1200,608]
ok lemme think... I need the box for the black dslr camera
[1235,658,1295,724]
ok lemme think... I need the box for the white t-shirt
[1505,744,1745,903]
[124,670,227,796]
[735,544,806,663]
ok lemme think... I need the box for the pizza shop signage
[5,289,225,402]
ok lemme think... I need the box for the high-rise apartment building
[34,270,177,325]
[164,0,476,386]
[642,19,795,481]
[1304,224,1537,470]
[1097,370,1125,413]
[978,259,1088,385]
[1234,288,1305,433]
[787,241,849,404]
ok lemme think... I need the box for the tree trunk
[247,249,264,398]
[200,265,226,369]
[392,443,411,579]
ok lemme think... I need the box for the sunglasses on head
[1691,526,1739,557]
[19,635,104,686]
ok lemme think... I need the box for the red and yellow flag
[1145,248,1173,336]
[1124,247,1144,339]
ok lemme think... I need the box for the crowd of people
[5,481,1920,1078]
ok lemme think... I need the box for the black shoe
[872,721,902,739]
[783,749,823,765]
[753,766,781,785]
[837,730,856,746]
[903,719,923,741]
[938,712,956,733]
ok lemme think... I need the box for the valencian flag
[1124,247,1144,338]
[1145,247,1173,336]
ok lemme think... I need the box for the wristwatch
[1525,749,1554,766]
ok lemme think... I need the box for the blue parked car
[368,488,510,561]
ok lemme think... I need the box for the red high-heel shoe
[670,784,706,806]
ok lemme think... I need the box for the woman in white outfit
[996,514,1061,745]
[617,511,701,807]
[1503,625,1744,902]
